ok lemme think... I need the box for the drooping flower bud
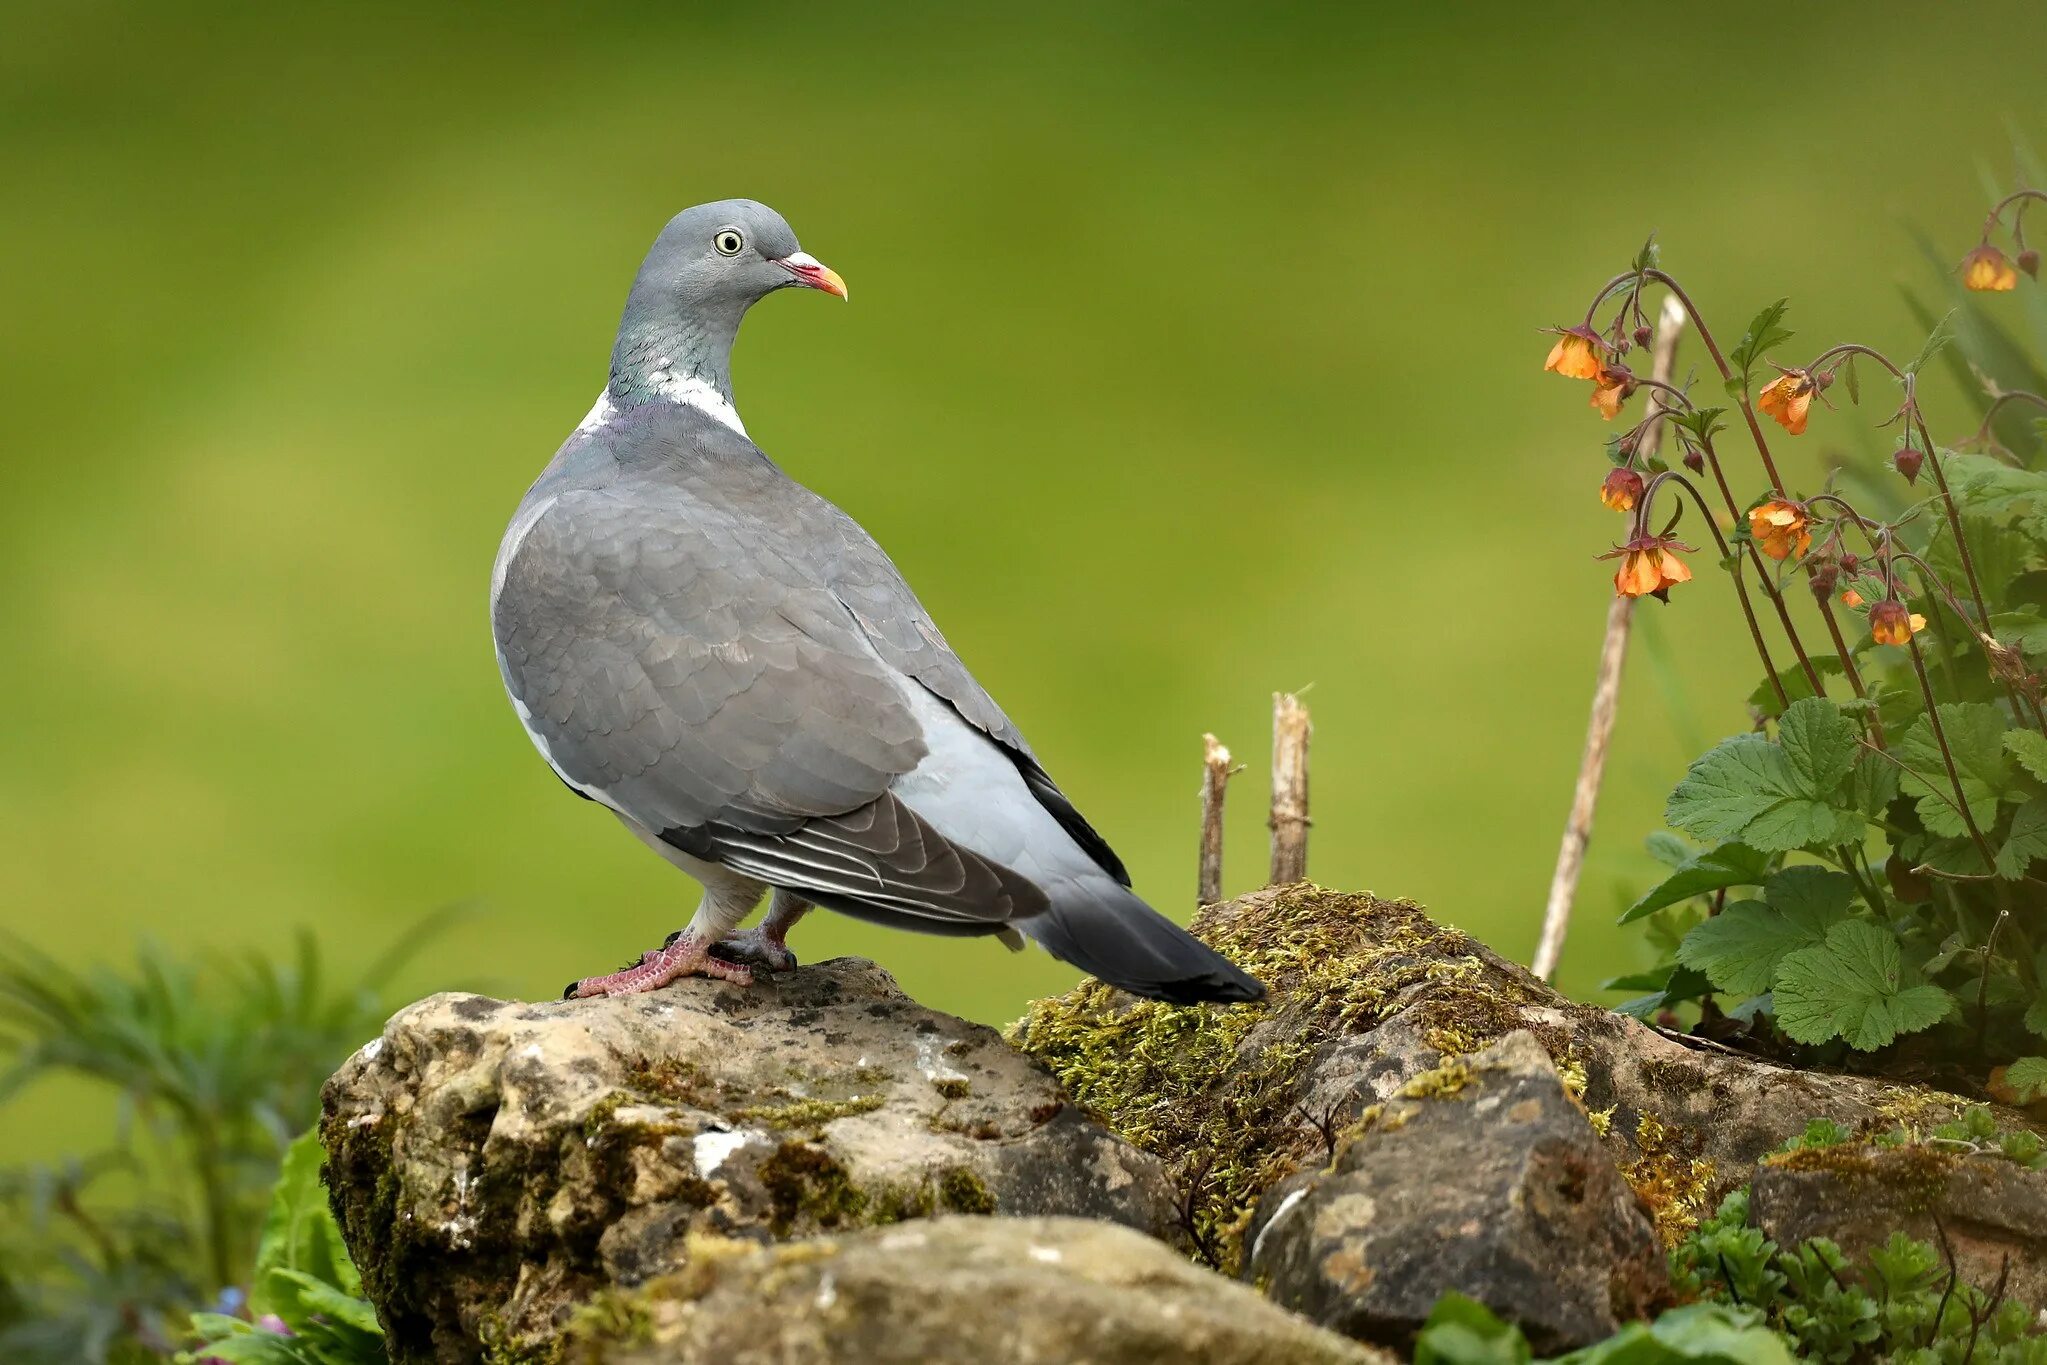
[1632,325,1653,348]
[1869,600,1926,646]
[1892,445,1924,484]
[1600,468,1644,512]
[1682,446,1705,474]
[1962,243,2020,292]
[1806,557,1839,601]
[2021,249,2042,279]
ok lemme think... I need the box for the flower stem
[1904,639,2000,873]
[1642,269,1790,494]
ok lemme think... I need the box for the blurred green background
[3,1,2042,1164]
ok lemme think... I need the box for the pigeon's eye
[714,229,745,256]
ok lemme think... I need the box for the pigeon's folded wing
[493,487,1041,927]
[824,512,1131,887]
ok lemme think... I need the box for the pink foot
[564,931,753,999]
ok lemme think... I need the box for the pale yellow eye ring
[714,229,745,256]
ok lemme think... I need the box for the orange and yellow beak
[776,251,848,300]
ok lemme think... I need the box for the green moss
[1621,1112,1717,1248]
[937,1165,996,1214]
[731,1094,885,1130]
[1009,884,1526,1272]
[757,1141,869,1233]
[932,1076,972,1100]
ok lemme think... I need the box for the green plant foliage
[1414,1291,1794,1365]
[1588,205,2047,1074]
[1671,1182,2047,1364]
[0,921,442,1364]
[177,1133,384,1365]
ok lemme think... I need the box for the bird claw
[708,927,799,973]
[563,932,753,999]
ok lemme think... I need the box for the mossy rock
[321,958,1176,1364]
[1010,883,2027,1266]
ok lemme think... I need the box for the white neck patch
[576,371,747,438]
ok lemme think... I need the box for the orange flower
[1841,588,1865,609]
[1756,371,1816,435]
[1590,365,1635,420]
[1962,243,2019,292]
[1544,326,1604,380]
[1600,468,1644,512]
[1748,499,1812,560]
[1604,534,1695,599]
[1869,600,1927,646]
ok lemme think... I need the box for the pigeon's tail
[1020,883,1265,1005]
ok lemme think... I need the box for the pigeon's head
[639,200,847,314]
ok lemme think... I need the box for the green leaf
[1774,922,1956,1050]
[1621,844,1773,924]
[2007,1057,2047,1103]
[1415,1293,1532,1365]
[1676,866,1855,997]
[1996,797,2047,879]
[1666,735,1860,854]
[1846,751,1900,818]
[1902,308,1956,376]
[1678,901,1833,999]
[2007,729,2047,784]
[1893,704,2014,839]
[267,1268,383,1334]
[1777,699,1858,799]
[1727,299,1793,388]
[251,1129,363,1317]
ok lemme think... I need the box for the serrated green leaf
[1893,704,2014,838]
[1996,797,2047,879]
[1847,751,1900,818]
[1678,898,1841,998]
[2028,951,2047,1041]
[1666,736,1861,853]
[2007,1057,2047,1103]
[1778,698,1858,799]
[1774,922,1956,1050]
[2007,729,2047,783]
[1621,844,1773,924]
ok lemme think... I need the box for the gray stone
[1247,1032,1666,1354]
[321,958,1177,1364]
[569,1216,1393,1365]
[1751,1143,2047,1308]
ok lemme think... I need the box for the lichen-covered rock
[1246,1032,1666,1354]
[1751,1141,2047,1308]
[561,1216,1392,1364]
[1012,884,2035,1265]
[321,959,1176,1364]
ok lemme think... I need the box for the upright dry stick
[1198,733,1236,906]
[1532,296,1686,982]
[1268,692,1312,884]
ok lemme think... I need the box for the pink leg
[564,929,753,999]
[711,891,811,972]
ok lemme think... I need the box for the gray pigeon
[491,200,1262,1005]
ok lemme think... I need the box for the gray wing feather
[494,481,1033,927]
[822,513,1132,886]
